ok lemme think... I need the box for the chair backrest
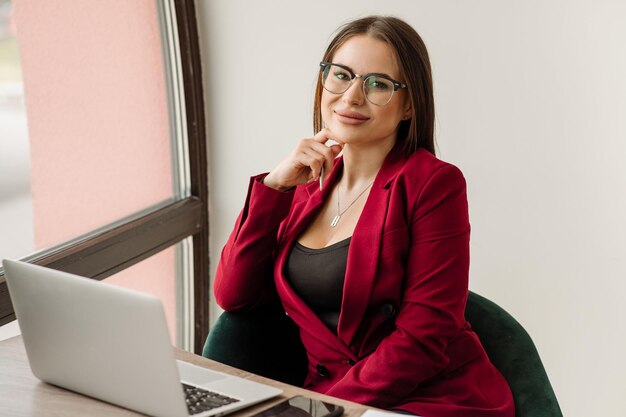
[465,291,563,417]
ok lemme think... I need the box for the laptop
[3,259,282,417]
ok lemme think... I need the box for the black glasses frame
[319,61,408,92]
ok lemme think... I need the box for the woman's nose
[341,78,365,105]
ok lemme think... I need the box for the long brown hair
[313,16,435,155]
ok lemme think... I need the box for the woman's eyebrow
[334,62,394,79]
[367,72,394,79]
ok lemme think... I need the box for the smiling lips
[335,109,370,125]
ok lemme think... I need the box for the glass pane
[11,0,175,253]
[0,0,33,260]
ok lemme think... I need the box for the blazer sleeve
[214,174,295,311]
[325,164,471,407]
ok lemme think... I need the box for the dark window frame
[0,0,209,354]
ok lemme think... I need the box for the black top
[285,237,351,333]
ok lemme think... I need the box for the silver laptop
[3,259,282,417]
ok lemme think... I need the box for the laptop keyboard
[182,383,240,415]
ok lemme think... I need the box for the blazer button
[316,363,329,377]
[381,302,397,319]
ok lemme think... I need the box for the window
[0,0,209,353]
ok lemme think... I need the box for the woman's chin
[326,125,360,144]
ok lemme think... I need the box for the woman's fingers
[304,141,336,179]
[310,128,344,183]
[297,147,324,182]
[312,127,332,143]
[263,129,343,191]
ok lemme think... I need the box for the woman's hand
[263,128,343,191]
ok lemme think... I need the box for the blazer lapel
[274,159,357,357]
[337,146,407,347]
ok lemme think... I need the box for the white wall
[197,1,626,416]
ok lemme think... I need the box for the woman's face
[321,35,411,149]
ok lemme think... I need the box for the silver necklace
[330,182,374,227]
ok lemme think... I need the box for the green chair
[203,292,562,417]
[464,292,562,417]
[203,303,308,386]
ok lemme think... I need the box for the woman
[214,16,514,417]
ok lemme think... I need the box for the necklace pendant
[330,215,341,227]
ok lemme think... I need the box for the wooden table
[0,336,369,417]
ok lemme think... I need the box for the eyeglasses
[320,61,407,106]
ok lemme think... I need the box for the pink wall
[14,0,178,340]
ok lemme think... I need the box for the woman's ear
[401,97,412,120]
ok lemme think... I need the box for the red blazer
[215,147,514,417]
